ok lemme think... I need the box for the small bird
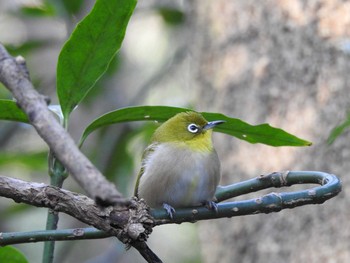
[134,111,224,218]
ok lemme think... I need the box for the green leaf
[80,106,311,147]
[5,41,49,56]
[0,100,29,123]
[101,127,136,195]
[0,151,47,171]
[328,113,350,144]
[201,112,312,147]
[20,3,56,17]
[57,0,137,121]
[0,246,28,263]
[61,0,84,15]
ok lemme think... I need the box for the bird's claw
[163,203,176,219]
[205,200,218,213]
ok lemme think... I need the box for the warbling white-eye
[134,111,224,218]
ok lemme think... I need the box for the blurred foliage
[0,100,29,123]
[5,41,50,57]
[1,203,32,221]
[20,3,56,17]
[0,151,47,171]
[61,0,84,15]
[0,246,28,263]
[328,111,350,144]
[106,123,155,188]
[158,7,185,25]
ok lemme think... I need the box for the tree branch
[151,171,342,224]
[0,171,341,236]
[0,44,164,263]
[0,171,341,263]
[0,176,152,240]
[0,43,120,204]
[0,43,342,263]
[0,175,162,262]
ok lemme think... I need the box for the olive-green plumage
[134,111,224,217]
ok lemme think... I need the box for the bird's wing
[134,143,159,197]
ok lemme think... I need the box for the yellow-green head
[152,111,224,152]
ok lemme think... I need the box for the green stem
[0,228,109,245]
[42,151,68,263]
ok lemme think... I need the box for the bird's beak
[203,120,225,131]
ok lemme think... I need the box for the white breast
[138,143,221,208]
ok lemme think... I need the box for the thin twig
[0,228,111,246]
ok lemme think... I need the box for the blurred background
[1,0,350,262]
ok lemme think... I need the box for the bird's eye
[187,123,199,133]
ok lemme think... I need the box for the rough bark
[190,1,350,262]
[0,176,153,243]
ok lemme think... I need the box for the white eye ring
[187,123,199,133]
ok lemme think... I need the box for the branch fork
[0,44,160,262]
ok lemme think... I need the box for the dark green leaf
[62,0,84,15]
[101,127,136,195]
[2,203,33,219]
[0,100,29,123]
[5,41,49,56]
[0,246,28,263]
[328,113,350,144]
[158,7,185,25]
[201,112,312,147]
[79,106,185,146]
[80,105,311,147]
[57,0,137,120]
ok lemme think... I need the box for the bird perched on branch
[134,111,224,218]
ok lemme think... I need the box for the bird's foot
[163,203,176,219]
[204,200,218,213]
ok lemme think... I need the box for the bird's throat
[180,131,214,153]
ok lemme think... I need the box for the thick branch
[0,44,120,203]
[0,176,152,239]
[0,171,341,263]
[0,44,163,263]
[0,175,160,262]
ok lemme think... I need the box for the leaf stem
[42,151,68,263]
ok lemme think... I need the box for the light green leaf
[20,3,56,17]
[0,151,47,171]
[57,0,137,121]
[80,105,311,147]
[328,112,350,144]
[0,246,28,263]
[0,99,29,123]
